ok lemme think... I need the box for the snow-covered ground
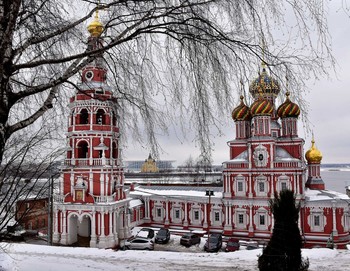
[1,232,350,271]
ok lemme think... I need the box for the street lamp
[205,189,214,242]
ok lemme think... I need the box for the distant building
[16,197,48,231]
[125,160,175,172]
[141,153,159,173]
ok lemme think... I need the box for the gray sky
[124,2,350,166]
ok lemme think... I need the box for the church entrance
[68,213,91,247]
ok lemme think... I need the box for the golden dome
[305,138,323,164]
[87,10,104,37]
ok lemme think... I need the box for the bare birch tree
[0,0,334,166]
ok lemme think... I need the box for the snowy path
[1,243,350,271]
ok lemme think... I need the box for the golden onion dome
[232,95,251,121]
[305,138,323,164]
[277,92,300,118]
[87,11,104,37]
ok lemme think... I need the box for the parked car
[121,237,154,250]
[246,240,259,250]
[155,228,171,244]
[204,233,222,252]
[225,238,240,252]
[180,233,201,247]
[136,228,155,239]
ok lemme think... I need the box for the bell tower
[53,10,130,248]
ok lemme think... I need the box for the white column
[100,171,105,196]
[70,173,74,195]
[113,210,119,241]
[101,212,105,237]
[52,208,60,243]
[203,202,208,228]
[60,210,67,245]
[229,205,232,225]
[228,175,231,195]
[249,173,253,198]
[248,203,254,234]
[183,201,188,227]
[71,138,75,165]
[332,201,338,236]
[90,210,97,247]
[165,200,169,225]
[89,136,93,165]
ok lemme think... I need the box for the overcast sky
[124,2,350,166]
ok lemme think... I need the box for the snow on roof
[305,188,350,203]
[275,147,300,161]
[129,199,143,208]
[130,186,222,199]
[224,150,248,163]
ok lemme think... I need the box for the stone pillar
[183,201,189,228]
[165,200,170,225]
[224,202,232,233]
[60,209,68,245]
[332,201,338,237]
[99,211,106,248]
[203,202,208,228]
[249,173,253,198]
[52,208,60,243]
[108,211,116,247]
[248,203,254,237]
[90,210,97,247]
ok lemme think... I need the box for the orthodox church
[141,153,159,173]
[53,12,350,249]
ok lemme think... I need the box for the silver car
[122,237,154,250]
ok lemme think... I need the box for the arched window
[79,109,89,124]
[112,111,117,126]
[77,141,89,158]
[96,109,105,124]
[112,142,118,159]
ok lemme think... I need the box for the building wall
[16,198,48,231]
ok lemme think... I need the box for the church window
[235,176,245,196]
[238,181,243,192]
[112,142,118,159]
[194,210,199,220]
[96,109,105,125]
[281,182,287,191]
[238,214,244,224]
[175,209,180,219]
[259,120,263,134]
[259,215,265,225]
[77,141,89,158]
[264,120,269,134]
[314,215,320,226]
[215,212,220,222]
[156,208,162,218]
[140,209,144,219]
[259,182,265,192]
[310,210,324,232]
[79,109,89,124]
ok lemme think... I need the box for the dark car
[204,233,222,252]
[155,228,171,244]
[136,228,155,239]
[180,233,201,247]
[225,238,240,252]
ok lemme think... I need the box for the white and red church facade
[53,13,131,248]
[53,13,350,249]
